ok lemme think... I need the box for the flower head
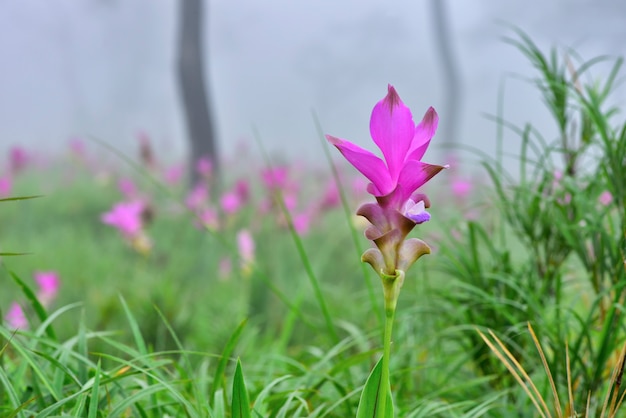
[101,201,144,238]
[326,85,446,277]
[34,271,60,308]
[5,302,28,330]
[327,85,446,208]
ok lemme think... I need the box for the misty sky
[0,0,625,170]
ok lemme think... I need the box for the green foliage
[2,29,626,417]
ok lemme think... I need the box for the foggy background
[1,0,625,168]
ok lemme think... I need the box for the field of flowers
[2,34,626,417]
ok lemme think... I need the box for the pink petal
[326,135,393,195]
[369,85,415,181]
[406,107,438,162]
[396,160,447,202]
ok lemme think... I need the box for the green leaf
[231,358,251,418]
[356,356,394,418]
[87,360,102,418]
[210,319,247,402]
[8,270,56,340]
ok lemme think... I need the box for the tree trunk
[177,0,219,185]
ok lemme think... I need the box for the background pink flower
[5,302,28,330]
[101,201,144,237]
[35,271,60,308]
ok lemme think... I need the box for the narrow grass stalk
[528,323,563,417]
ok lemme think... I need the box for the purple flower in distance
[34,271,60,308]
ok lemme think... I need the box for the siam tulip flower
[5,302,28,330]
[9,146,28,174]
[292,212,312,236]
[237,229,255,276]
[101,201,144,238]
[118,178,138,200]
[220,191,242,215]
[163,164,184,186]
[599,190,613,206]
[0,176,12,197]
[68,138,86,160]
[196,207,219,230]
[234,179,250,204]
[261,166,289,191]
[34,271,60,308]
[327,85,446,278]
[219,257,232,281]
[196,156,213,179]
[185,184,209,211]
[319,180,341,210]
[452,179,472,200]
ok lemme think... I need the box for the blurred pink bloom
[282,193,298,211]
[118,178,137,200]
[196,157,213,178]
[452,179,472,199]
[293,212,312,236]
[599,191,613,206]
[234,179,250,204]
[5,302,28,330]
[101,201,144,237]
[197,207,219,230]
[320,181,340,210]
[0,176,12,197]
[164,164,184,185]
[220,191,242,215]
[9,146,28,174]
[261,167,289,190]
[68,138,86,159]
[219,258,232,280]
[34,271,60,308]
[237,229,255,271]
[186,184,209,211]
[351,177,368,198]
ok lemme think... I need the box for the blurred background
[0,0,625,167]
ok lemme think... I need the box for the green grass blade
[87,360,102,418]
[210,319,247,403]
[231,358,251,418]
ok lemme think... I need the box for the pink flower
[101,201,144,237]
[452,179,472,200]
[293,212,312,236]
[197,207,219,230]
[5,302,28,329]
[220,191,242,215]
[196,157,213,178]
[237,229,255,273]
[164,164,184,186]
[261,167,289,190]
[9,146,28,174]
[118,178,137,200]
[234,180,250,204]
[326,85,446,219]
[0,176,12,197]
[599,191,613,206]
[34,271,60,308]
[320,181,341,210]
[186,184,209,211]
[68,138,86,159]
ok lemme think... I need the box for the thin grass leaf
[527,323,563,417]
[0,195,43,202]
[355,356,394,418]
[231,358,251,418]
[87,360,102,418]
[210,319,247,403]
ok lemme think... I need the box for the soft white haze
[0,0,625,168]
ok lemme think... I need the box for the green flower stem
[378,270,404,417]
